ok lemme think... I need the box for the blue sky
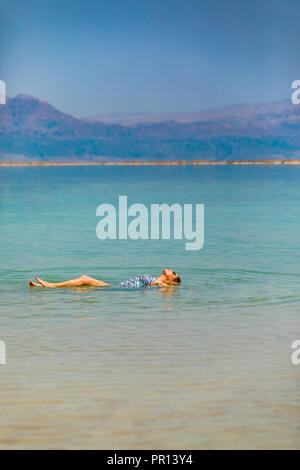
[0,0,299,116]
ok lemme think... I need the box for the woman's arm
[152,280,169,287]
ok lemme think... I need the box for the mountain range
[1,94,300,161]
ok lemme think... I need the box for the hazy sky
[0,0,299,117]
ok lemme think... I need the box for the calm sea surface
[0,165,299,449]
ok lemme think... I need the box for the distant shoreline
[1,159,300,167]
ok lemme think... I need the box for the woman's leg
[30,274,111,288]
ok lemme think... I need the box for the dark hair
[173,275,181,284]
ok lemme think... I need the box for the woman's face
[162,268,179,281]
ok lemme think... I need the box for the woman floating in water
[29,268,181,288]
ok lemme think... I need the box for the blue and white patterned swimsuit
[115,274,157,288]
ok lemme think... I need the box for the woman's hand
[152,280,169,287]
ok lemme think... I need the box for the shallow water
[0,165,299,449]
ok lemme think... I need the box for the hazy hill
[1,94,300,161]
[84,100,297,125]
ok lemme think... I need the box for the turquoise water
[0,165,299,449]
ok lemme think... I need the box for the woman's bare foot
[35,276,54,288]
[29,280,42,287]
